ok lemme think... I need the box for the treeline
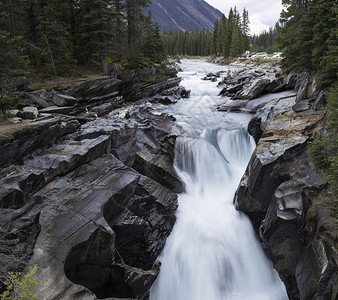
[251,26,279,53]
[0,0,164,77]
[277,0,337,88]
[162,7,250,57]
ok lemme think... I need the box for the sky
[205,0,284,35]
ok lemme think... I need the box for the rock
[296,77,310,102]
[4,77,30,92]
[0,118,81,169]
[23,91,52,108]
[11,117,22,123]
[236,78,270,100]
[67,77,121,100]
[20,106,39,119]
[91,103,114,116]
[129,108,183,193]
[295,240,337,300]
[52,93,78,106]
[292,99,311,112]
[218,100,249,112]
[121,77,182,102]
[39,105,75,115]
[150,96,177,105]
[265,78,284,93]
[313,91,325,111]
[8,109,20,117]
[86,91,120,103]
[285,71,298,90]
[248,117,263,144]
[274,180,305,220]
[235,91,329,298]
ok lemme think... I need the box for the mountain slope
[149,0,222,32]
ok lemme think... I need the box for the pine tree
[241,8,250,51]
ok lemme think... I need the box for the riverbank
[0,58,336,300]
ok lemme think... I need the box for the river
[150,59,288,300]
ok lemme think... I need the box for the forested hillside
[162,7,250,58]
[0,0,163,78]
[149,0,222,32]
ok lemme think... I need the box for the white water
[150,60,288,300]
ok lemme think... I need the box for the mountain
[149,0,222,32]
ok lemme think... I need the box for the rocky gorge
[0,59,336,300]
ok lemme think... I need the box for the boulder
[52,93,78,106]
[296,77,310,102]
[285,71,298,90]
[91,103,114,116]
[313,91,325,111]
[218,100,249,112]
[292,99,311,112]
[235,78,270,100]
[20,106,39,119]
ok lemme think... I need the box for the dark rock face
[235,82,337,300]
[0,118,80,169]
[0,74,183,299]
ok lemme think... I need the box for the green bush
[0,266,39,300]
[309,84,338,197]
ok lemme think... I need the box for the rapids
[150,59,288,300]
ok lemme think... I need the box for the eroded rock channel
[0,59,336,300]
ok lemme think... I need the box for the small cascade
[150,59,287,300]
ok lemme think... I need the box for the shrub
[0,266,39,300]
[309,84,338,198]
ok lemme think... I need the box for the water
[150,59,288,300]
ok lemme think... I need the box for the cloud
[205,0,283,34]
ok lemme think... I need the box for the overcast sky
[205,0,284,35]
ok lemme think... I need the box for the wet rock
[150,96,177,105]
[218,100,249,112]
[91,102,114,116]
[160,85,190,99]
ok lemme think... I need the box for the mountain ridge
[149,0,222,32]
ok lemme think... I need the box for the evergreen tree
[241,8,250,51]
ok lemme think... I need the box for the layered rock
[0,73,183,299]
[234,74,337,300]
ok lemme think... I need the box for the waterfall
[150,59,287,300]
